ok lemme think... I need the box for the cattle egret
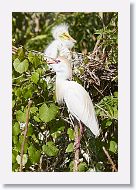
[47,57,100,138]
[44,23,76,68]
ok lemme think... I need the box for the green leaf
[34,116,41,122]
[15,88,22,97]
[16,110,26,122]
[31,72,39,84]
[51,126,65,139]
[13,136,18,145]
[113,106,118,119]
[39,79,47,90]
[95,162,105,171]
[16,154,28,166]
[39,104,48,122]
[69,161,88,172]
[114,91,118,97]
[49,103,59,119]
[28,145,41,164]
[30,106,38,114]
[67,128,74,140]
[50,120,65,139]
[12,153,16,164]
[17,47,25,61]
[69,161,74,172]
[107,104,114,117]
[28,52,41,68]
[78,162,88,172]
[106,120,112,127]
[27,124,33,136]
[13,58,29,74]
[66,143,74,153]
[12,122,20,136]
[22,87,32,99]
[39,103,59,123]
[36,68,44,75]
[32,134,39,144]
[12,150,18,164]
[17,135,28,153]
[12,163,19,171]
[33,150,41,163]
[12,100,15,108]
[28,52,35,63]
[42,141,59,157]
[109,141,117,153]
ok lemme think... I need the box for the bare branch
[102,146,117,172]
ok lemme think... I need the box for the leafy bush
[12,12,118,172]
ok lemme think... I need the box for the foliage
[12,12,118,172]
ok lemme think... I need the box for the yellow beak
[60,33,76,43]
[66,33,76,43]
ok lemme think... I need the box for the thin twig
[20,99,33,172]
[102,146,117,172]
[60,116,72,125]
[39,155,43,172]
[12,46,18,54]
[93,38,101,53]
[93,85,104,96]
[101,84,109,94]
[95,104,111,118]
[95,104,117,120]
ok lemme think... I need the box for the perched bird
[44,23,76,67]
[47,56,100,138]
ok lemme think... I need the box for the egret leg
[73,121,79,172]
[73,121,83,172]
[75,121,83,150]
[74,121,83,150]
[79,121,83,138]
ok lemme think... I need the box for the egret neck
[55,75,67,105]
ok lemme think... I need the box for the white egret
[47,57,100,140]
[44,23,76,67]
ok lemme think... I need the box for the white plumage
[47,57,100,137]
[44,23,76,63]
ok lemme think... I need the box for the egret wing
[64,81,99,136]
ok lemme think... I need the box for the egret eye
[60,33,69,40]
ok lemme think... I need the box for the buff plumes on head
[52,23,69,39]
[51,23,76,43]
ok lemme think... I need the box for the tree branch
[102,146,117,172]
[20,99,33,172]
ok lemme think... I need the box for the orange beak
[47,59,60,64]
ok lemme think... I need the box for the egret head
[47,56,72,80]
[52,23,76,49]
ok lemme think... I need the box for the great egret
[47,57,100,139]
[44,23,76,68]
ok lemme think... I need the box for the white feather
[44,23,76,70]
[51,23,69,40]
[63,81,100,137]
[44,40,72,59]
[52,57,100,137]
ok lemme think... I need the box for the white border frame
[0,0,130,184]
